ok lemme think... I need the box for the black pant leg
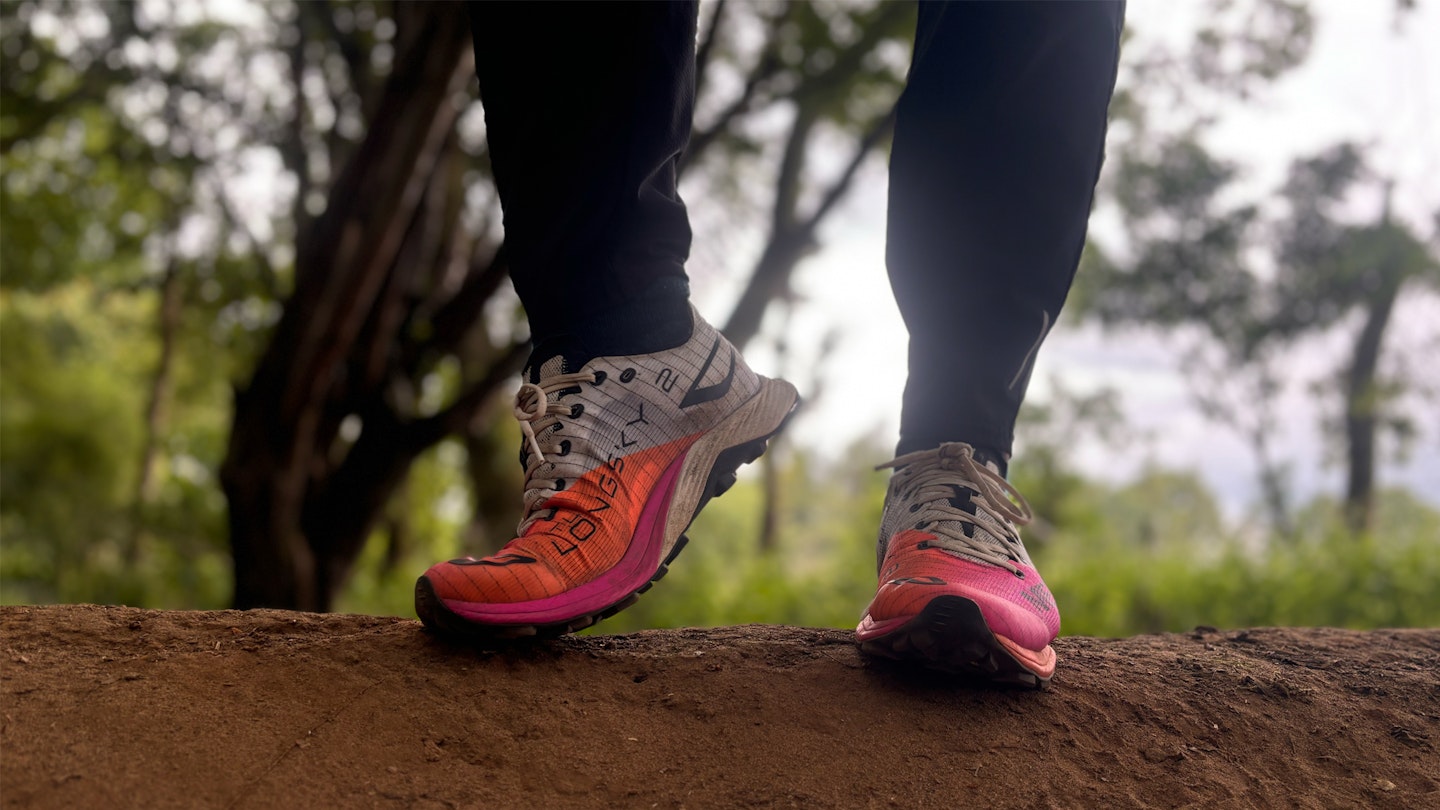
[887,0,1125,458]
[468,1,698,349]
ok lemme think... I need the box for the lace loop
[511,370,602,530]
[513,382,549,462]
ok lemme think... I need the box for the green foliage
[0,110,174,293]
[596,441,889,633]
[2,0,301,609]
[601,469,1440,637]
[566,440,1438,637]
[1,287,146,562]
[335,440,474,618]
[1,1,201,293]
[0,284,230,608]
[1045,490,1440,635]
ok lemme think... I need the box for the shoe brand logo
[679,338,736,409]
[947,485,981,538]
[551,514,598,556]
[616,402,649,450]
[887,575,945,587]
[1020,583,1054,613]
[450,553,536,567]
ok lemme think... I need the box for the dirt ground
[1,605,1436,809]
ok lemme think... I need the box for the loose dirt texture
[1,606,1437,809]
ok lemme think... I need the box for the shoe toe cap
[422,557,567,606]
[867,560,1059,652]
[962,564,1059,650]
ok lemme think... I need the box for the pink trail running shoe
[857,442,1058,686]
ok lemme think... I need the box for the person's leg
[887,0,1125,464]
[469,0,696,359]
[417,3,798,638]
[859,1,1125,685]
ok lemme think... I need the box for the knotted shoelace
[877,445,1035,574]
[512,371,601,527]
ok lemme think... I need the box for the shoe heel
[667,378,799,543]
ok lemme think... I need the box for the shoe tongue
[536,354,568,381]
[969,447,1007,478]
[524,338,594,383]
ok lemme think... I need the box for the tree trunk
[221,2,473,610]
[1342,274,1401,536]
[722,104,895,350]
[128,255,185,564]
[1251,423,1295,542]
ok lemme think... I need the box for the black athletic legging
[467,1,1125,459]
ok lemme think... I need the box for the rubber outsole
[415,388,799,643]
[858,595,1052,689]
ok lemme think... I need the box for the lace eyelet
[591,371,607,385]
[915,541,930,550]
[570,404,585,418]
[558,440,572,456]
[555,479,567,491]
[908,504,919,513]
[619,368,636,383]
[1012,569,1026,579]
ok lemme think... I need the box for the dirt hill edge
[1,605,1436,809]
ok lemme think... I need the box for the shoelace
[877,444,1035,575]
[512,371,600,522]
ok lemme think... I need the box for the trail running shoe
[416,308,798,639]
[856,442,1058,686]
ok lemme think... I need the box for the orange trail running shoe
[415,308,798,639]
[856,442,1058,687]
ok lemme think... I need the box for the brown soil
[1,605,1437,809]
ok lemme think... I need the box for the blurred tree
[1010,377,1128,548]
[687,1,911,348]
[1107,468,1226,552]
[218,1,506,610]
[1081,138,1439,537]
[218,0,914,610]
[1,0,915,610]
[1,0,271,605]
[1270,157,1439,534]
[18,0,1428,617]
[1073,0,1440,537]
